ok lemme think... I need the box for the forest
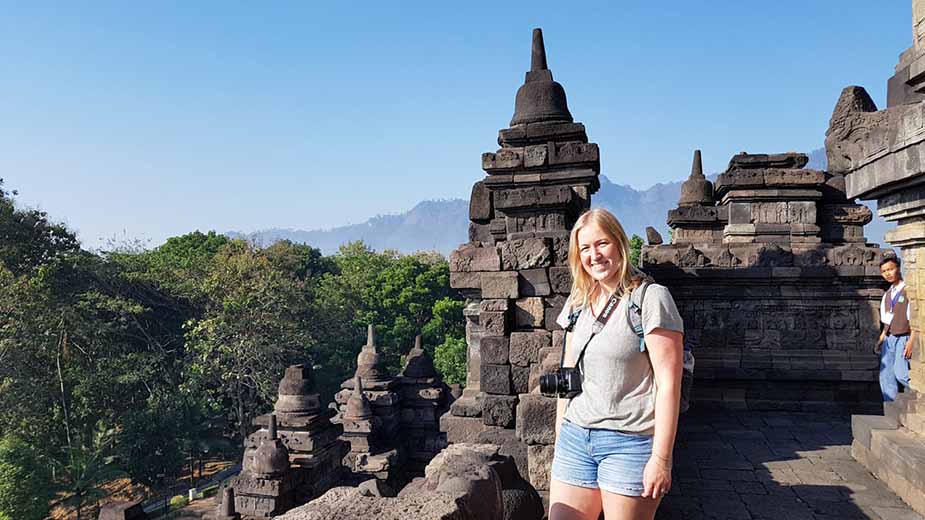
[0,179,467,519]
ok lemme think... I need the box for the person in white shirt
[875,256,914,402]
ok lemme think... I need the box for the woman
[549,208,684,520]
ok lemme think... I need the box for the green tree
[52,423,123,520]
[0,435,50,520]
[186,240,313,441]
[629,234,644,267]
[433,337,467,386]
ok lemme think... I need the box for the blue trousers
[879,334,911,402]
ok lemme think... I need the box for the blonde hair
[567,208,641,308]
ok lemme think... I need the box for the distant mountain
[226,199,470,255]
[230,148,892,255]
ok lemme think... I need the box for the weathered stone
[449,271,481,290]
[479,299,509,312]
[483,395,518,428]
[513,298,545,328]
[515,394,556,445]
[480,271,518,299]
[679,149,714,207]
[499,238,552,270]
[480,364,511,395]
[469,181,492,222]
[480,337,510,365]
[480,311,508,336]
[548,266,572,293]
[511,365,530,394]
[450,244,500,273]
[527,444,555,491]
[518,268,551,297]
[646,226,664,245]
[468,222,492,244]
[509,331,551,367]
[493,186,573,210]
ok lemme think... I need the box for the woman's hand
[641,455,671,500]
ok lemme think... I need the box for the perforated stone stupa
[643,149,892,412]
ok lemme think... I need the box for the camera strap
[559,291,621,370]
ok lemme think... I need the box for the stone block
[480,311,508,336]
[481,271,518,299]
[481,364,511,395]
[545,295,568,330]
[516,393,556,445]
[788,201,816,224]
[527,444,555,491]
[440,413,497,443]
[851,414,898,450]
[480,299,509,312]
[469,222,492,243]
[483,395,518,428]
[506,212,568,235]
[483,147,524,171]
[549,142,599,165]
[511,365,530,394]
[469,181,492,222]
[449,271,481,290]
[518,268,551,297]
[548,232,571,265]
[480,336,510,365]
[510,331,552,367]
[499,238,552,270]
[494,186,573,210]
[729,203,752,225]
[450,244,500,273]
[514,298,546,328]
[548,266,572,293]
[524,144,548,167]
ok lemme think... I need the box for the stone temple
[823,1,925,511]
[442,27,601,509]
[106,17,925,520]
[643,149,892,412]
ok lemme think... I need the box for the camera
[539,367,582,398]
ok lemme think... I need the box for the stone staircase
[851,389,925,514]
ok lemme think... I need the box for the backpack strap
[558,309,582,368]
[629,281,651,352]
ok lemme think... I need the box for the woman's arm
[641,327,684,498]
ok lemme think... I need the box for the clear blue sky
[0,1,911,248]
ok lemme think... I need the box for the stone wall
[824,2,925,511]
[643,151,890,412]
[439,29,599,507]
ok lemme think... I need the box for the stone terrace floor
[656,410,922,520]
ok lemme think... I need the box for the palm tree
[52,423,124,520]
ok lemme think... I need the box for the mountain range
[227,148,891,256]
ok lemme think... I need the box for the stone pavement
[657,411,923,520]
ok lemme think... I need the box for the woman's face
[577,222,622,286]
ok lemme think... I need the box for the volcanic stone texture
[442,28,601,509]
[644,151,891,415]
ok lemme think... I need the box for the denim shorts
[550,420,653,496]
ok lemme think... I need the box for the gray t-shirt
[556,283,684,436]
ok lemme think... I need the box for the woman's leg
[601,490,660,520]
[549,479,603,520]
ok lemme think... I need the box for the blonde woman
[549,208,684,520]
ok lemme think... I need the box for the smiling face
[880,260,901,284]
[577,222,623,287]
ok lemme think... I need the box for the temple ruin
[441,28,600,508]
[642,149,891,412]
[824,1,925,512]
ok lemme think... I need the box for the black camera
[539,367,582,398]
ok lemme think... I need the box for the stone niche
[643,149,892,413]
[440,27,600,509]
[824,2,925,512]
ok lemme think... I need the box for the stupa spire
[531,28,548,71]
